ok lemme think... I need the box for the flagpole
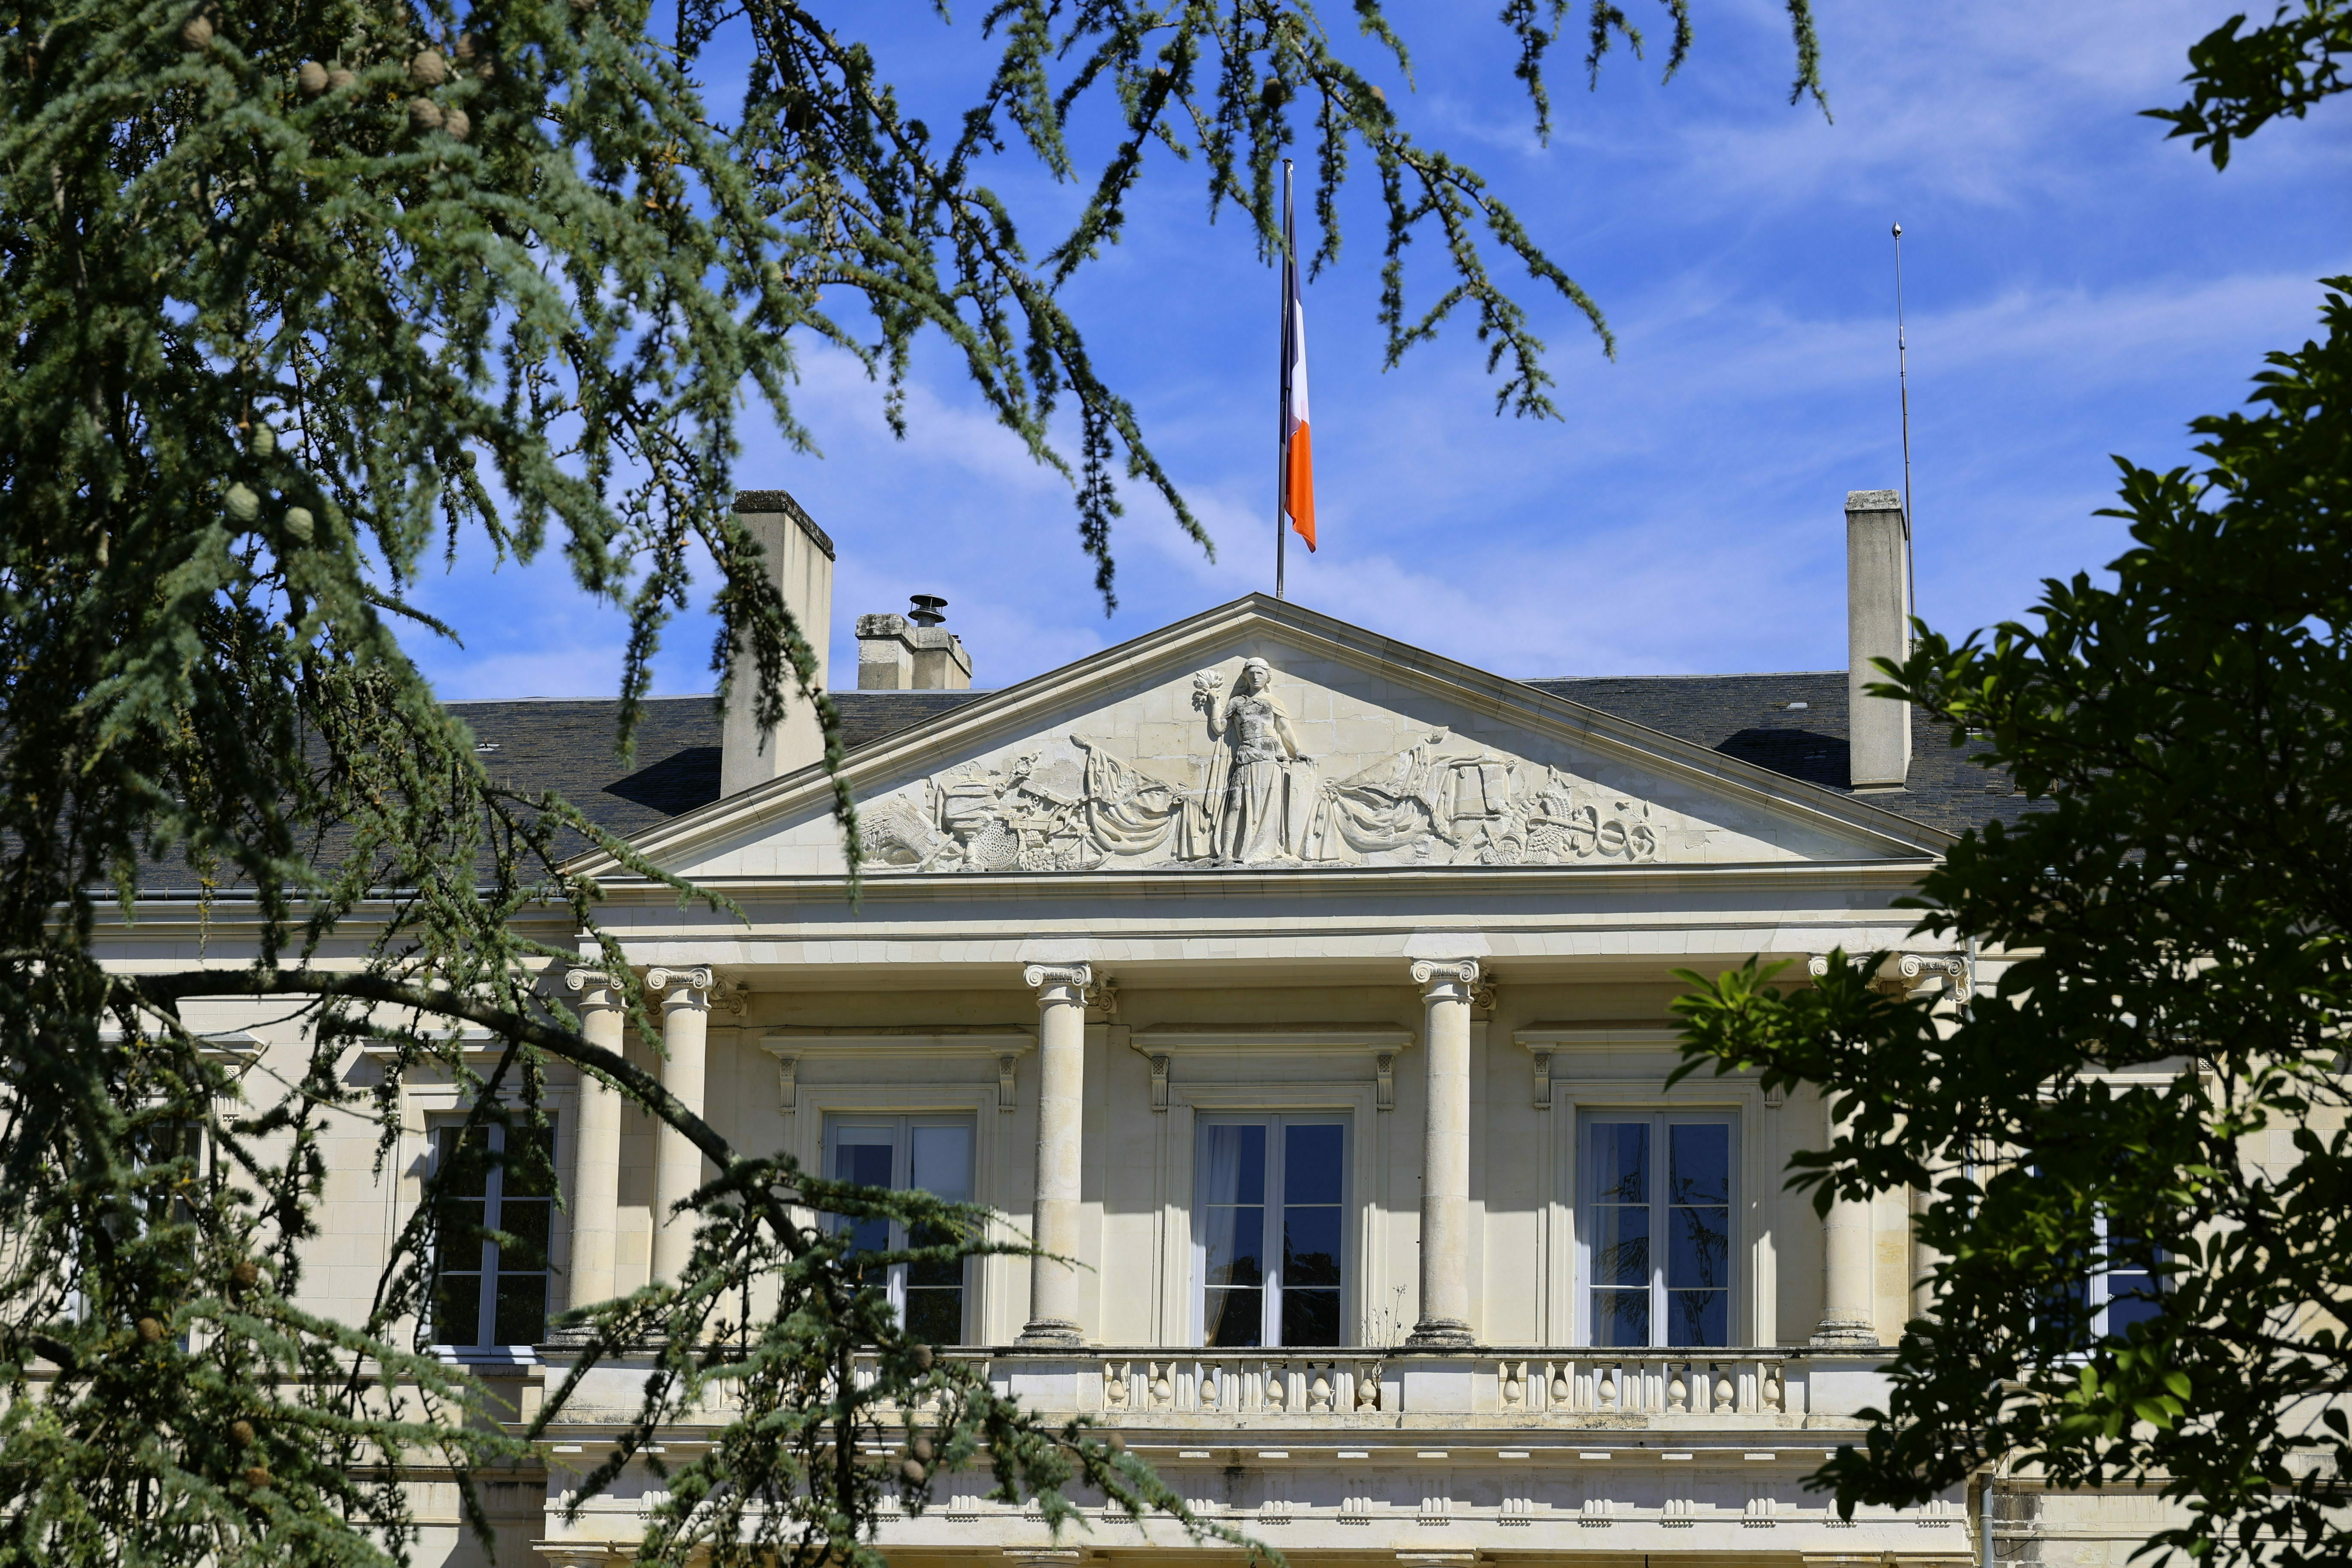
[1276,159,1293,600]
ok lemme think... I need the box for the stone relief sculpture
[1197,660,1314,863]
[858,658,1684,873]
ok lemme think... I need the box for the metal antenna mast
[1893,220,1915,645]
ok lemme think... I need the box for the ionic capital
[1897,952,1972,999]
[1023,961,1094,998]
[560,967,622,1011]
[646,965,717,1008]
[1410,957,1481,995]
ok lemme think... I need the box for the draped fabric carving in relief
[858,658,1683,873]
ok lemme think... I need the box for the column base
[1014,1319,1084,1348]
[1810,1313,1880,1348]
[1403,1318,1475,1349]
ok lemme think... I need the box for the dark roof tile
[450,673,2037,845]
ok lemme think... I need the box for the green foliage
[2147,0,2352,168]
[1674,279,2352,1568]
[0,0,1823,1561]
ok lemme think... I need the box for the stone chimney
[720,490,836,796]
[1845,488,1913,790]
[856,596,973,690]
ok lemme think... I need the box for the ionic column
[647,966,713,1284]
[1813,1097,1878,1346]
[562,968,626,1309]
[1407,958,1478,1348]
[1017,962,1091,1347]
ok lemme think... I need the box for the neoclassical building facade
[124,490,2154,1567]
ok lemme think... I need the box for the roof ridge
[1526,670,1845,683]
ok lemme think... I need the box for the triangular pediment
[588,596,1948,883]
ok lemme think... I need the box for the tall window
[825,1117,974,1345]
[432,1121,555,1349]
[1580,1112,1736,1348]
[1196,1116,1345,1348]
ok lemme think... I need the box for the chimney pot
[858,606,973,691]
[908,594,948,627]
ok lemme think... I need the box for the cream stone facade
[101,490,2184,1568]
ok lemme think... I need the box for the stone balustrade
[827,1346,1830,1427]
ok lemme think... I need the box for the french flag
[1280,163,1316,553]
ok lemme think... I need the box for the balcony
[803,1346,1894,1432]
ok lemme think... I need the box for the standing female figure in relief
[1197,658,1311,863]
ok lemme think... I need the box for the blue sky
[407,0,2351,704]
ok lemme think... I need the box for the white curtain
[1197,1123,1265,1324]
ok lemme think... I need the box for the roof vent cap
[908,594,948,628]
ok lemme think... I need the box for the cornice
[578,854,1945,908]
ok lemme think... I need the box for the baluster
[1667,1362,1689,1413]
[1102,1360,1129,1411]
[1736,1362,1758,1414]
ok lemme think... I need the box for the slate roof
[1524,672,2037,838]
[448,671,2037,847]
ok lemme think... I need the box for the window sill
[432,1344,542,1369]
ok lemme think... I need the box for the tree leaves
[2146,0,2352,169]
[1674,282,2352,1568]
[0,0,1825,1562]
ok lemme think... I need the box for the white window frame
[426,1116,557,1353]
[2049,1211,2165,1345]
[1190,1112,1350,1350]
[1574,1109,1740,1349]
[822,1113,977,1345]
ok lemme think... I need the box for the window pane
[498,1197,551,1273]
[436,1126,493,1198]
[1589,1200,1650,1288]
[1203,1203,1264,1287]
[1282,1288,1341,1347]
[1668,1124,1730,1206]
[1592,1288,1650,1348]
[436,1197,487,1275]
[1204,1288,1264,1347]
[1666,1289,1727,1347]
[910,1123,972,1204]
[1283,1124,1343,1205]
[907,1221,965,1289]
[2104,1237,2161,1337]
[834,1138,895,1188]
[903,1286,964,1347]
[1591,1123,1648,1204]
[1283,1207,1343,1287]
[498,1126,558,1199]
[433,1274,483,1346]
[1668,1206,1730,1292]
[1202,1125,1266,1205]
[493,1271,546,1347]
[833,1136,894,1257]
